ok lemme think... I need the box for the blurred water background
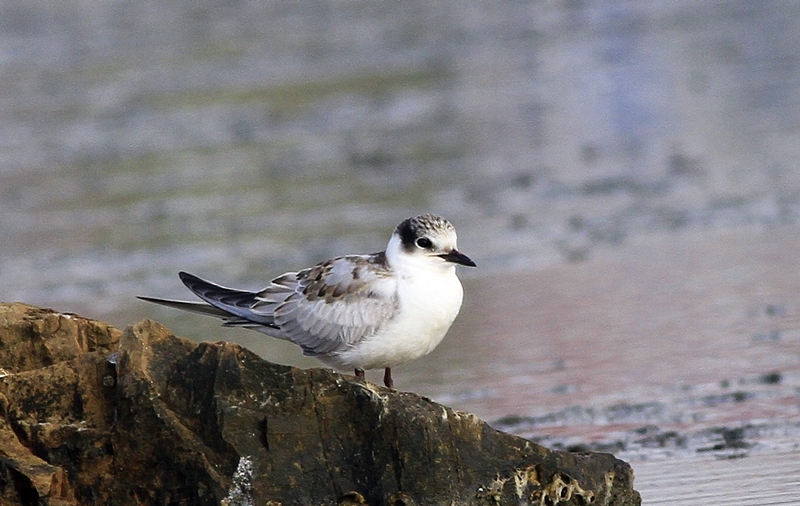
[3,2,800,501]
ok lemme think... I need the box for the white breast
[334,266,464,370]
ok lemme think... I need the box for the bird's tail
[138,271,278,329]
[136,296,233,318]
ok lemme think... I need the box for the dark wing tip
[178,271,200,284]
[178,271,216,295]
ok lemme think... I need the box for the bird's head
[386,214,476,272]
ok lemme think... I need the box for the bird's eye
[416,237,432,249]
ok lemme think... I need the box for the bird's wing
[256,253,399,356]
[174,271,279,328]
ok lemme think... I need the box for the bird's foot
[353,367,393,388]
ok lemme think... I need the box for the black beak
[439,249,476,267]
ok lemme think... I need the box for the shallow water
[4,2,800,501]
[5,1,800,319]
[635,451,800,505]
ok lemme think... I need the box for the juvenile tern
[138,214,475,388]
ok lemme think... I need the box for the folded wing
[145,253,399,357]
[259,253,399,355]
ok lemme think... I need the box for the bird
[138,214,476,388]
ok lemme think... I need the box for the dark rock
[0,303,641,505]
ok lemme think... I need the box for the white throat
[335,232,465,370]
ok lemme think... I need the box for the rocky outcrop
[0,303,640,505]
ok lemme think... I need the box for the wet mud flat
[633,450,800,505]
[494,369,798,461]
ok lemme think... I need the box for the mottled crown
[395,214,455,249]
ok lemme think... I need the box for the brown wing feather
[255,253,399,356]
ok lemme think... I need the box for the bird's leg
[354,368,365,380]
[383,367,394,389]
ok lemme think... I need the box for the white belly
[332,267,464,370]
